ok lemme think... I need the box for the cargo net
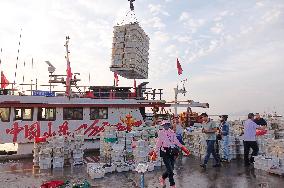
[110,16,149,79]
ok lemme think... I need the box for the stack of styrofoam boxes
[100,126,117,163]
[64,136,72,166]
[133,139,149,164]
[33,141,46,167]
[52,136,65,168]
[73,134,84,165]
[39,146,52,169]
[111,143,124,166]
[254,139,284,172]
[125,131,134,164]
[256,131,275,155]
[110,23,150,79]
[186,130,207,158]
[87,163,105,179]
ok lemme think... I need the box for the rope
[73,78,83,95]
[119,10,138,26]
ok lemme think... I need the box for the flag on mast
[66,59,72,96]
[176,58,183,75]
[1,71,9,89]
[114,72,119,86]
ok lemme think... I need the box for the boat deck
[0,156,283,188]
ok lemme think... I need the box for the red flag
[1,71,9,89]
[66,60,72,96]
[114,72,119,86]
[177,58,183,75]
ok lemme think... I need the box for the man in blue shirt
[243,113,266,166]
[219,115,230,162]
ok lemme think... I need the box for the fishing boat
[0,1,208,155]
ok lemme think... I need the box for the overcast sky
[0,0,283,117]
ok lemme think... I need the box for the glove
[181,145,190,156]
[149,150,157,161]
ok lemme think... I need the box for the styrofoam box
[147,163,155,172]
[73,153,83,159]
[40,163,51,170]
[89,171,105,179]
[116,165,130,173]
[53,162,64,168]
[53,157,64,163]
[104,165,116,173]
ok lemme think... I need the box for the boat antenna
[0,48,2,73]
[13,28,23,94]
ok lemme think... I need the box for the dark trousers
[204,140,220,165]
[162,153,176,186]
[243,141,259,165]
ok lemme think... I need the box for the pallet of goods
[110,23,149,79]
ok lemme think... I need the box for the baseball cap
[161,120,171,126]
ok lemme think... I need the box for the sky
[0,0,283,117]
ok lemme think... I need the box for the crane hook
[128,0,135,11]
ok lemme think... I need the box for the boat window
[14,108,33,121]
[38,108,56,121]
[63,107,83,120]
[90,107,108,120]
[0,108,10,122]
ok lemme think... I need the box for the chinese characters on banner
[4,119,143,143]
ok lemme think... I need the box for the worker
[243,113,266,167]
[173,116,185,145]
[219,115,230,162]
[254,113,267,126]
[152,120,190,188]
[200,113,221,169]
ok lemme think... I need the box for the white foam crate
[53,162,64,168]
[89,171,105,179]
[116,165,130,172]
[39,162,51,169]
[147,162,155,172]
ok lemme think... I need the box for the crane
[45,61,56,74]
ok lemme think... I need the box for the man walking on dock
[200,113,221,169]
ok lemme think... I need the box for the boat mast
[174,79,187,116]
[64,36,72,97]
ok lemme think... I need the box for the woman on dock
[152,120,190,188]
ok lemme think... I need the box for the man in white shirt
[243,113,266,167]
